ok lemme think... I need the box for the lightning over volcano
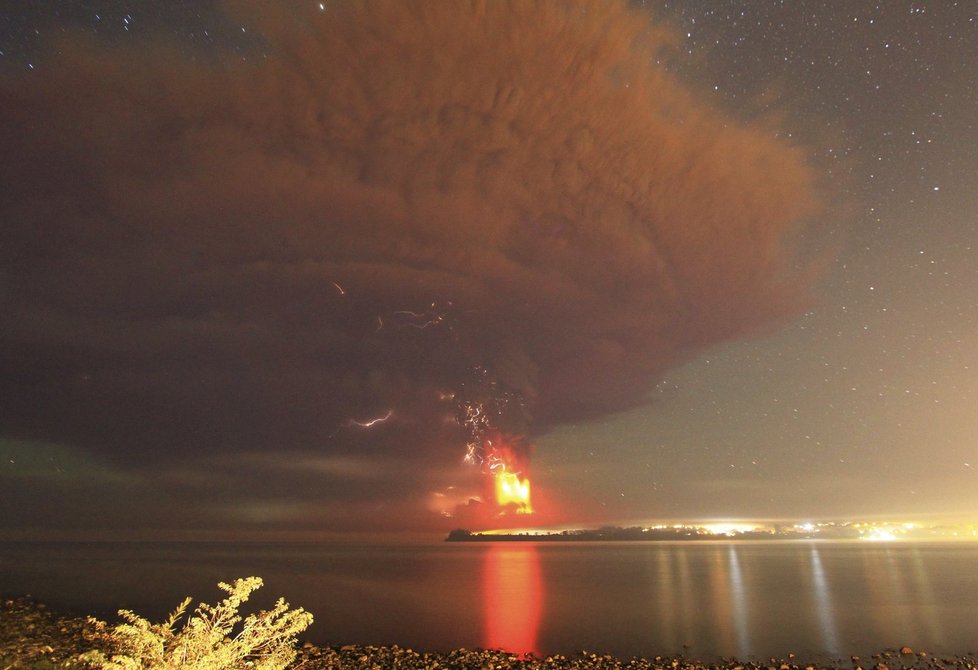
[0,0,820,532]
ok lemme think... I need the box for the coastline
[3,597,976,670]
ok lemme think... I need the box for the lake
[2,540,977,660]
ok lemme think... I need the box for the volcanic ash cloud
[0,0,818,462]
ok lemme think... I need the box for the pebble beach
[3,597,977,670]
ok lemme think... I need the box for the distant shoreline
[445,523,976,542]
[446,527,838,542]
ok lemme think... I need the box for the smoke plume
[0,1,817,470]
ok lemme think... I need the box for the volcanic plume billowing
[0,1,817,514]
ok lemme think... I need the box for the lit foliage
[82,577,312,670]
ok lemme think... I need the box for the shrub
[83,576,313,670]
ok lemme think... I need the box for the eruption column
[482,437,533,516]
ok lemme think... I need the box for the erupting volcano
[0,0,824,536]
[495,469,532,514]
[485,442,533,516]
[456,371,536,517]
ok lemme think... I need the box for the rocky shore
[292,644,978,670]
[3,597,977,670]
[1,597,110,668]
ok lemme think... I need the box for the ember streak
[455,366,534,515]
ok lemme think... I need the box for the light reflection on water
[908,548,943,649]
[727,545,751,654]
[2,540,978,659]
[470,541,977,658]
[482,544,542,657]
[809,545,840,655]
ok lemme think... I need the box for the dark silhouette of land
[445,526,859,542]
[446,520,978,542]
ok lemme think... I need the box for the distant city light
[701,523,760,536]
[456,519,978,542]
[865,528,897,542]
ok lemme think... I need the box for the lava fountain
[486,441,533,515]
[494,467,532,514]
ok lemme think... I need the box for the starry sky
[1,1,975,540]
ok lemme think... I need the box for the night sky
[1,1,975,540]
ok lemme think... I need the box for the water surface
[2,540,976,660]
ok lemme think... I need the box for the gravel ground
[3,597,977,670]
[0,597,109,668]
[293,645,978,670]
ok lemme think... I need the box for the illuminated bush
[84,576,312,670]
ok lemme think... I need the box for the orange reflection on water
[482,543,543,657]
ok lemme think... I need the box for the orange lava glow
[495,469,533,514]
[482,437,534,517]
[482,544,543,657]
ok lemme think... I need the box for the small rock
[900,647,914,656]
